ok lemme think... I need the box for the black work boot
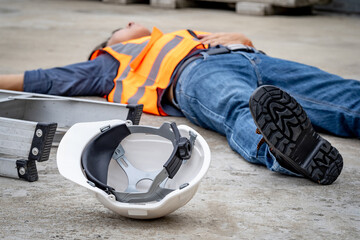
[249,85,343,185]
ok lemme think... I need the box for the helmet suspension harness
[81,122,197,203]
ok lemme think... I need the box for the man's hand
[198,32,254,48]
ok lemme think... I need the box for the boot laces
[255,128,266,158]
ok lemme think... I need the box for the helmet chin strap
[85,122,197,203]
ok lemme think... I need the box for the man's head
[88,22,151,60]
[107,22,151,46]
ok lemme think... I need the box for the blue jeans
[174,51,360,176]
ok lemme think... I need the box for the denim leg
[256,54,360,138]
[175,53,298,176]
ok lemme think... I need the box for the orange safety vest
[90,27,208,115]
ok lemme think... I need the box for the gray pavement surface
[0,0,359,239]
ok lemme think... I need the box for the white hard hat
[56,120,211,219]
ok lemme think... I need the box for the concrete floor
[0,0,359,239]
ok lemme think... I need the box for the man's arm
[0,74,24,91]
[198,32,254,48]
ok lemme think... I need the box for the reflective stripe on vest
[109,40,150,105]
[127,35,183,105]
[94,27,208,115]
